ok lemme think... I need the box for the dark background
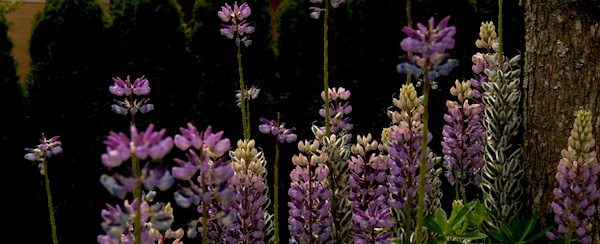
[0,0,524,242]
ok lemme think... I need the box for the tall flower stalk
[171,123,234,244]
[99,124,176,244]
[383,83,442,243]
[219,1,256,140]
[396,16,458,243]
[317,87,353,242]
[309,1,348,239]
[475,19,524,229]
[288,139,333,243]
[259,114,298,243]
[24,134,63,244]
[441,80,486,202]
[348,134,394,242]
[109,75,155,243]
[546,110,599,244]
[227,139,274,243]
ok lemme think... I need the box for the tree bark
[523,0,600,236]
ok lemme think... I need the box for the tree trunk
[523,0,600,236]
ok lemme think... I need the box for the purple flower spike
[288,149,333,243]
[397,16,458,82]
[548,110,598,243]
[348,136,393,242]
[101,124,173,169]
[219,2,255,46]
[258,118,298,143]
[441,98,485,193]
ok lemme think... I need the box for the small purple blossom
[218,2,255,47]
[309,0,345,19]
[101,124,173,168]
[174,124,231,157]
[110,76,154,116]
[319,87,353,134]
[396,16,458,81]
[24,134,62,175]
[235,86,260,108]
[258,118,298,143]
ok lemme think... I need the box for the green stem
[307,153,314,244]
[416,62,431,244]
[498,0,504,67]
[237,30,249,140]
[43,156,59,244]
[405,198,413,244]
[273,113,281,244]
[323,0,331,137]
[405,111,415,244]
[132,155,142,244]
[201,173,208,244]
[405,0,412,86]
[455,180,460,202]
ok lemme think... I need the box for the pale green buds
[568,110,596,154]
[394,83,420,111]
[449,79,473,102]
[475,21,498,50]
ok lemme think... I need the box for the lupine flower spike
[219,1,256,140]
[99,124,175,244]
[227,139,274,243]
[218,1,255,47]
[348,134,393,243]
[546,111,598,244]
[288,139,333,243]
[316,87,354,242]
[25,133,63,244]
[171,123,235,243]
[396,16,457,243]
[441,79,485,202]
[475,20,524,230]
[259,115,297,243]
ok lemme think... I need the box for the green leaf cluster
[424,200,488,243]
[487,214,550,244]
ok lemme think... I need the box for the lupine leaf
[453,232,488,240]
[500,221,515,241]
[523,226,552,243]
[488,229,510,242]
[519,215,537,241]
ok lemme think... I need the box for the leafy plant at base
[424,200,488,243]
[487,214,550,244]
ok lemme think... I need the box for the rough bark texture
[523,0,600,236]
